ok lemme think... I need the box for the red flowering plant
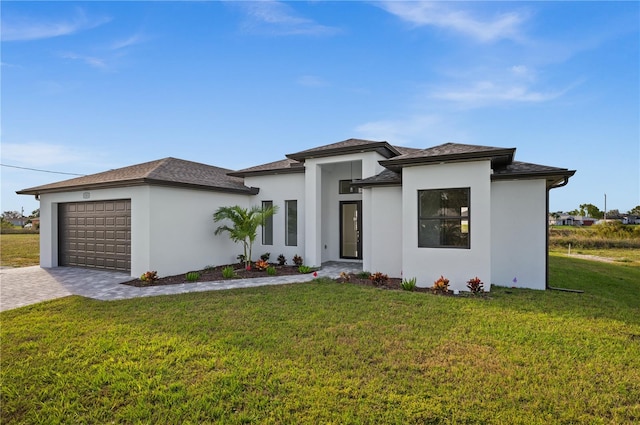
[466,276,484,294]
[254,259,269,271]
[431,275,450,294]
[369,272,389,286]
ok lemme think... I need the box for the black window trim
[418,187,471,249]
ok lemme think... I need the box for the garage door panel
[59,200,131,272]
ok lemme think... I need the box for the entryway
[340,201,362,259]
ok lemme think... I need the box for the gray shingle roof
[492,161,576,185]
[18,157,258,195]
[227,158,304,177]
[286,138,402,161]
[380,142,516,171]
[351,169,402,187]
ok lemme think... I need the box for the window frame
[261,200,273,246]
[285,200,298,247]
[339,180,362,194]
[418,188,470,249]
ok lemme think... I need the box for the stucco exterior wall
[401,161,492,292]
[244,173,306,264]
[147,186,249,277]
[37,186,251,278]
[363,186,402,277]
[491,179,547,290]
[304,152,386,266]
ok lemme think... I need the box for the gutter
[546,176,584,293]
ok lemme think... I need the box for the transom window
[418,188,470,248]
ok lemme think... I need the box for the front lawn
[1,255,639,424]
[0,233,39,267]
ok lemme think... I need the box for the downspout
[546,177,584,293]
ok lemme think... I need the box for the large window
[418,188,470,248]
[262,201,273,245]
[285,200,297,246]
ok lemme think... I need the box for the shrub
[293,255,304,266]
[260,252,271,262]
[298,265,313,274]
[432,275,450,293]
[369,272,389,286]
[185,271,200,282]
[266,266,277,276]
[237,254,246,265]
[357,271,371,279]
[222,266,236,279]
[401,277,417,291]
[140,271,159,284]
[254,259,269,271]
[466,276,484,294]
[277,254,287,266]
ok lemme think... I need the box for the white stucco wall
[147,186,250,277]
[401,161,492,292]
[37,186,251,278]
[491,179,547,290]
[304,152,386,267]
[363,186,402,277]
[244,173,306,264]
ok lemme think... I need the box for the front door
[340,201,362,259]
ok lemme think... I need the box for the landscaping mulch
[124,264,302,287]
[126,266,439,294]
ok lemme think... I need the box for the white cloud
[431,80,568,106]
[378,1,526,43]
[296,75,329,87]
[1,9,111,42]
[355,114,459,146]
[110,32,147,50]
[1,142,91,168]
[60,52,108,69]
[234,1,340,36]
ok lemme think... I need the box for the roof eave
[381,149,515,172]
[227,167,305,178]
[17,178,259,196]
[286,142,400,162]
[491,170,576,187]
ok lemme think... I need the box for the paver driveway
[0,262,361,312]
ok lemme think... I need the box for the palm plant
[213,205,278,267]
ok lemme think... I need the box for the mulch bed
[125,265,436,294]
[125,264,303,287]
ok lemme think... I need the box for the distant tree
[213,205,278,267]
[567,209,580,216]
[606,209,621,218]
[579,203,603,219]
[31,209,40,218]
[2,211,22,220]
[629,206,640,215]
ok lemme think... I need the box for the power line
[0,163,85,176]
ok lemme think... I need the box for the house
[18,139,575,291]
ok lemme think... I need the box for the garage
[58,200,131,272]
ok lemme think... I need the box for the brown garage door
[59,200,131,272]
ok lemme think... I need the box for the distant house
[623,215,640,225]
[549,214,596,226]
[7,217,27,227]
[18,139,575,291]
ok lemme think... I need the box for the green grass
[0,233,39,267]
[2,255,639,424]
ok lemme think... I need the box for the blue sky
[2,1,638,216]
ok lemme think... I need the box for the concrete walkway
[0,262,362,312]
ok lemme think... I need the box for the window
[262,201,273,245]
[418,188,470,248]
[339,180,361,194]
[285,200,297,246]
